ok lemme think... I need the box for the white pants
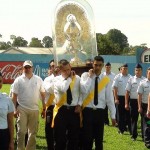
[17,106,39,150]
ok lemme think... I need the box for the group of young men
[11,55,150,150]
[112,63,150,148]
[42,56,116,150]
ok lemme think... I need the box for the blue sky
[0,0,150,47]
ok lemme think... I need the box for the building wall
[0,54,149,83]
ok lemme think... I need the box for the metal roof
[1,47,53,54]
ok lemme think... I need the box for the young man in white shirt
[53,59,81,150]
[80,56,116,150]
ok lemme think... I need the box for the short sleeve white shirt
[0,93,14,129]
[112,73,131,96]
[126,75,145,99]
[137,78,150,104]
[12,74,45,110]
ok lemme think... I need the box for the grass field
[2,84,147,150]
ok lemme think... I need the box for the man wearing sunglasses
[12,60,46,150]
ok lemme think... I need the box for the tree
[96,29,129,55]
[106,29,129,54]
[128,45,148,55]
[29,37,43,47]
[0,41,11,50]
[0,34,2,38]
[12,36,28,47]
[96,33,112,55]
[10,35,16,41]
[42,36,53,48]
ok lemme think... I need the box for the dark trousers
[82,108,105,150]
[144,117,150,145]
[54,106,80,150]
[45,105,54,150]
[104,106,109,125]
[129,99,139,138]
[0,128,10,150]
[117,96,131,133]
[141,103,148,140]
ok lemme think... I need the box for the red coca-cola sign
[0,62,23,84]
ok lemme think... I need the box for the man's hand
[147,111,150,119]
[88,69,94,78]
[75,105,81,113]
[14,110,19,118]
[115,99,119,105]
[111,119,116,126]
[125,104,129,110]
[54,67,60,76]
[70,70,76,79]
[138,107,143,113]
[41,109,46,119]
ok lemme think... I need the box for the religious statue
[52,0,98,66]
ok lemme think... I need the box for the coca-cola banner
[0,62,23,84]
[0,62,49,84]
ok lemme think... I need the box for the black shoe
[104,123,110,126]
[124,126,128,131]
[145,143,150,149]
[115,123,118,127]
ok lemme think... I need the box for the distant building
[1,47,53,54]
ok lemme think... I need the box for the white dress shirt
[126,75,145,99]
[54,74,81,106]
[43,74,55,105]
[102,72,115,102]
[80,72,116,119]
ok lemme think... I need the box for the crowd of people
[0,55,150,150]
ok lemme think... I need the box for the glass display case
[52,0,98,67]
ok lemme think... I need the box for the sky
[0,0,150,47]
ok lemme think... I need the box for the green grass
[2,84,147,150]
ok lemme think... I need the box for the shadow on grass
[14,143,47,150]
[36,135,46,139]
[36,145,47,150]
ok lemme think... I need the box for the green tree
[29,37,43,47]
[12,36,28,47]
[129,44,148,55]
[0,41,11,50]
[106,29,129,54]
[96,33,112,55]
[42,36,53,48]
[10,35,16,42]
[96,29,129,55]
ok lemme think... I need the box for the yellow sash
[80,76,110,127]
[82,76,110,109]
[51,76,76,128]
[46,94,55,109]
